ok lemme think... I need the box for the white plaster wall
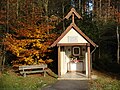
[60,47,71,75]
[65,47,71,63]
[63,47,71,74]
[68,62,83,71]
[60,50,65,75]
[58,28,88,44]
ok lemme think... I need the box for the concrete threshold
[58,77,91,80]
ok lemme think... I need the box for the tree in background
[115,1,120,64]
[0,0,8,71]
[4,19,58,66]
[93,0,120,63]
[0,0,119,72]
[0,0,61,67]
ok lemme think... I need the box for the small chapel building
[51,8,98,79]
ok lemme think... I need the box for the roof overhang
[51,23,98,47]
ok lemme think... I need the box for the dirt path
[42,80,88,90]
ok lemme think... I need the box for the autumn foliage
[3,16,59,66]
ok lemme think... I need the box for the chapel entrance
[61,46,87,77]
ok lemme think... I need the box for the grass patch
[0,68,57,90]
[90,70,120,90]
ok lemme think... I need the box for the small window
[73,47,80,56]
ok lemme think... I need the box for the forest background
[0,0,120,74]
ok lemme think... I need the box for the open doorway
[61,46,86,77]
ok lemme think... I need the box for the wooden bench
[19,64,47,77]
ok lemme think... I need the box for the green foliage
[93,53,120,73]
[90,77,120,90]
[0,69,57,90]
[76,16,118,73]
[90,71,120,90]
[93,53,112,69]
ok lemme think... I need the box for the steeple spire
[64,8,82,24]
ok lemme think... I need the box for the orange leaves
[4,15,59,66]
[33,42,43,49]
[115,12,120,24]
[38,59,45,64]
[45,59,53,64]
[38,59,53,64]
[24,57,34,65]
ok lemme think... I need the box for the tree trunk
[32,1,34,19]
[6,0,9,33]
[44,0,49,34]
[117,25,119,64]
[62,2,65,32]
[0,49,2,72]
[99,0,101,18]
[2,52,5,71]
[16,0,19,18]
[107,0,111,20]
[87,1,89,17]
[92,0,94,21]
[78,0,81,11]
[1,0,10,71]
[98,41,101,59]
[98,25,101,59]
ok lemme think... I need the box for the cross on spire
[64,8,82,24]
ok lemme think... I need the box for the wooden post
[58,46,61,77]
[72,13,75,23]
[87,44,91,78]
